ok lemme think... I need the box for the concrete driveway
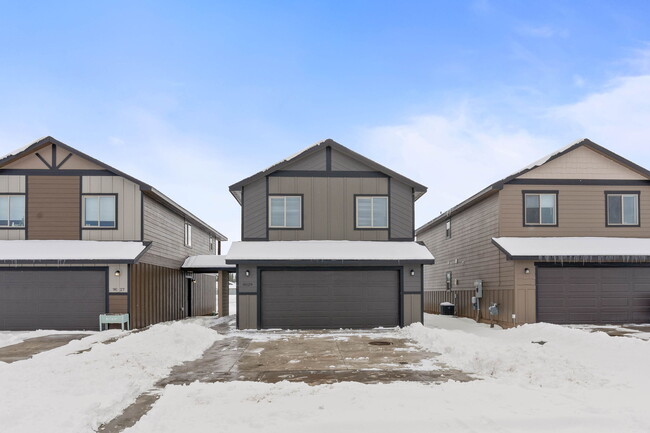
[99,318,470,432]
[0,334,90,363]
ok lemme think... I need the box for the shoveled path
[0,334,90,363]
[98,318,471,432]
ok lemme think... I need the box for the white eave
[492,237,650,261]
[225,241,435,264]
[182,255,235,271]
[0,240,151,264]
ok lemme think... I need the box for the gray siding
[403,294,422,326]
[238,294,258,330]
[268,176,389,241]
[242,177,267,240]
[331,149,373,171]
[81,176,142,241]
[141,195,212,268]
[390,179,414,240]
[284,148,326,170]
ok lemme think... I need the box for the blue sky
[1,0,650,243]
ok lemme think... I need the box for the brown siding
[27,175,80,240]
[499,184,650,237]
[419,194,516,326]
[108,294,128,314]
[141,195,213,268]
[268,176,389,241]
[130,262,215,329]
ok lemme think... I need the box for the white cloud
[517,25,568,39]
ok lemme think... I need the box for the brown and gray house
[0,136,228,331]
[417,139,650,327]
[226,139,434,329]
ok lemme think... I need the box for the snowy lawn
[0,329,93,349]
[124,314,650,433]
[0,321,222,433]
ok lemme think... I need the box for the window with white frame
[0,195,25,227]
[524,192,557,226]
[356,196,388,228]
[607,193,639,226]
[269,196,302,228]
[82,195,116,228]
[209,235,214,251]
[184,222,192,247]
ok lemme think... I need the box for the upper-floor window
[0,194,25,228]
[209,235,214,251]
[184,222,192,247]
[606,192,639,226]
[445,219,451,239]
[269,195,302,228]
[356,196,388,229]
[524,192,557,226]
[82,195,116,228]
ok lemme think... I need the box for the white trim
[355,196,389,229]
[268,195,302,228]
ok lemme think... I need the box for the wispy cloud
[517,25,568,38]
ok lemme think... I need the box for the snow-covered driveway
[124,315,650,433]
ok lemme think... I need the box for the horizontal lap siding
[108,294,128,314]
[27,176,80,240]
[419,194,515,326]
[499,184,650,237]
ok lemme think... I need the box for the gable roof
[416,138,650,235]
[228,138,428,204]
[0,136,227,241]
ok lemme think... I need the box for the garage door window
[606,192,639,226]
[269,196,302,228]
[0,195,25,227]
[356,196,388,228]
[83,195,117,228]
[524,192,557,226]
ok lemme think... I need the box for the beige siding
[81,176,142,241]
[2,145,53,169]
[27,175,80,240]
[499,184,650,237]
[268,176,389,240]
[403,293,422,325]
[238,295,258,329]
[519,146,647,180]
[514,260,536,324]
[141,195,213,268]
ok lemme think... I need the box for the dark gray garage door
[260,269,399,329]
[0,269,106,330]
[537,266,650,324]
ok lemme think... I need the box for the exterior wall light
[410,269,415,276]
[245,270,250,277]
[114,270,121,277]
[524,268,530,274]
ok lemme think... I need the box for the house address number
[110,287,127,293]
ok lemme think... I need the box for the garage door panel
[537,266,650,324]
[0,269,106,330]
[261,269,399,329]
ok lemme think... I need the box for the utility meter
[474,279,483,298]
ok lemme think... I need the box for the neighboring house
[0,136,228,330]
[226,139,434,330]
[416,139,650,327]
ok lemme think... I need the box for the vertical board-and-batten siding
[81,176,142,241]
[0,175,26,240]
[419,193,516,325]
[390,179,414,240]
[242,177,267,240]
[27,175,80,240]
[268,176,389,241]
[130,262,215,329]
[141,195,212,268]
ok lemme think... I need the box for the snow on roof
[182,255,235,270]
[226,241,435,263]
[492,237,650,260]
[0,240,150,263]
[0,136,48,162]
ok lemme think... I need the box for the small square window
[356,196,388,229]
[606,193,639,226]
[0,195,25,228]
[524,192,557,226]
[269,196,302,228]
[83,195,116,228]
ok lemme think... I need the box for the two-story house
[226,139,435,329]
[417,139,650,327]
[0,136,228,330]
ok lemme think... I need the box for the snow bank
[0,329,94,349]
[403,314,650,388]
[0,321,222,433]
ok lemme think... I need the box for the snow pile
[0,321,221,433]
[0,329,93,349]
[403,315,650,388]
